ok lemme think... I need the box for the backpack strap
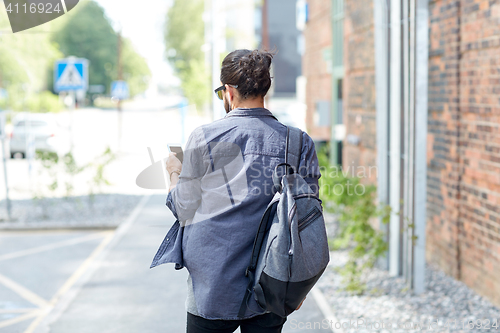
[238,202,278,317]
[237,126,303,318]
[285,126,303,173]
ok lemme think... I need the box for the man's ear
[225,84,234,102]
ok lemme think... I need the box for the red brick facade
[427,0,500,305]
[303,0,500,306]
[342,0,377,182]
[426,0,463,282]
[302,0,332,141]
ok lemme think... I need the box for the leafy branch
[33,151,59,218]
[318,145,391,294]
[87,146,116,208]
[32,146,116,218]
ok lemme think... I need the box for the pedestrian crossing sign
[111,80,129,100]
[54,58,89,92]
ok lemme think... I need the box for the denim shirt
[150,108,321,320]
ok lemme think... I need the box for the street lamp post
[117,30,123,153]
[0,112,12,221]
[0,51,11,220]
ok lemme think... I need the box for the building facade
[342,0,376,183]
[303,0,500,306]
[255,0,303,97]
[301,0,332,142]
[427,0,500,305]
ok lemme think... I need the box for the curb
[310,254,345,333]
[0,197,143,231]
[0,223,119,231]
[28,194,151,333]
[311,286,343,333]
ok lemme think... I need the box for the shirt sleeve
[166,127,206,223]
[297,131,321,197]
[165,191,179,220]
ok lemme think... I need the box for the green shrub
[318,144,391,294]
[26,91,63,113]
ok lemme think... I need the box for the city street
[0,229,116,332]
[0,195,188,333]
[0,96,328,332]
[0,94,305,202]
[1,0,499,329]
[0,95,211,201]
[0,194,327,333]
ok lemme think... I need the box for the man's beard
[224,98,231,113]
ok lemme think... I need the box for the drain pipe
[374,0,390,270]
[413,0,429,295]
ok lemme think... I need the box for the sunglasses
[214,84,239,100]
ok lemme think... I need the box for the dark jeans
[186,312,287,333]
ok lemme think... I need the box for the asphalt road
[0,97,327,332]
[0,229,116,332]
[0,195,328,333]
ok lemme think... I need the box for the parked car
[9,113,71,158]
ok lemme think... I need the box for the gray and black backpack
[238,126,330,318]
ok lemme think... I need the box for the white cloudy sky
[96,0,180,88]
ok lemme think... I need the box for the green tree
[51,1,118,92]
[121,38,151,97]
[0,10,63,111]
[165,0,209,108]
[51,0,150,96]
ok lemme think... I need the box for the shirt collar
[224,108,278,120]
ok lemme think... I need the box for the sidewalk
[34,194,329,333]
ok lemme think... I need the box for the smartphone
[167,144,183,163]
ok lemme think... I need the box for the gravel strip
[0,194,143,229]
[318,216,500,333]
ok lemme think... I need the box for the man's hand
[166,152,182,174]
[166,152,182,192]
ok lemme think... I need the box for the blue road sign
[111,80,129,100]
[54,58,89,92]
[0,88,7,100]
[0,112,5,138]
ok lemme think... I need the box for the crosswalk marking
[0,310,40,329]
[0,231,114,331]
[0,231,110,262]
[0,308,36,314]
[0,273,49,308]
[24,232,115,333]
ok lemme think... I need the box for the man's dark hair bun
[220,49,274,99]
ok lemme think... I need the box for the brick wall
[457,0,500,305]
[303,0,332,141]
[303,0,500,307]
[343,0,377,182]
[427,0,500,306]
[427,0,462,281]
